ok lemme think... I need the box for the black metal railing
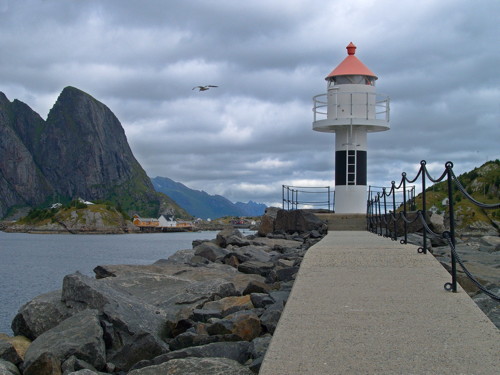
[282,185,334,211]
[367,160,500,301]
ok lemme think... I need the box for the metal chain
[424,166,448,183]
[450,169,500,209]
[443,233,500,302]
[368,160,500,303]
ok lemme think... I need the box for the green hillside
[413,160,500,231]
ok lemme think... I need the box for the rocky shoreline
[1,209,498,375]
[0,209,327,375]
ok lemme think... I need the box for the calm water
[0,230,223,335]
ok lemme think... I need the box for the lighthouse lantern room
[312,42,390,214]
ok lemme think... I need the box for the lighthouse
[312,42,390,213]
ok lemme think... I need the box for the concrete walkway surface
[259,231,500,375]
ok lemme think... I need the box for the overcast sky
[1,0,498,207]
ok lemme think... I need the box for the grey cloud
[0,0,498,206]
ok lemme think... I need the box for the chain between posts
[366,160,499,301]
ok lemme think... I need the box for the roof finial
[346,42,356,56]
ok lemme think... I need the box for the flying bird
[192,85,218,91]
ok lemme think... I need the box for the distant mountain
[234,200,268,217]
[0,87,187,219]
[151,176,267,219]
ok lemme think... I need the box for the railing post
[420,160,428,254]
[367,186,371,230]
[289,188,292,210]
[286,187,290,210]
[366,198,371,231]
[446,161,457,293]
[366,92,369,120]
[383,188,389,237]
[413,186,416,211]
[391,181,397,241]
[282,185,285,210]
[377,192,383,236]
[328,186,331,211]
[402,174,408,244]
[350,93,353,116]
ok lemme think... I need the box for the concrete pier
[260,231,500,374]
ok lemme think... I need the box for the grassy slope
[412,160,500,231]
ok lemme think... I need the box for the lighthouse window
[331,75,375,86]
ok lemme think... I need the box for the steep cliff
[0,87,186,219]
[0,93,53,218]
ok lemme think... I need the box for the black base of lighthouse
[335,150,367,186]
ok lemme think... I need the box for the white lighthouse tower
[312,42,390,213]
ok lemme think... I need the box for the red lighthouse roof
[325,42,377,80]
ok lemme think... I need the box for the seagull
[192,85,218,91]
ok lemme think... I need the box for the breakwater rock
[0,209,327,375]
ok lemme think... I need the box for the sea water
[0,230,224,335]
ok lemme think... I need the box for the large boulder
[61,356,99,375]
[260,301,285,334]
[92,261,264,297]
[194,242,229,262]
[66,370,99,375]
[0,340,21,366]
[202,295,254,318]
[257,207,281,236]
[207,311,261,341]
[163,249,196,264]
[248,336,272,373]
[274,209,327,234]
[249,293,274,309]
[472,287,500,329]
[480,236,500,251]
[23,352,61,375]
[0,359,21,375]
[0,336,30,365]
[168,332,241,352]
[228,245,275,263]
[238,261,275,277]
[127,357,254,375]
[266,266,300,283]
[216,228,248,248]
[242,280,272,295]
[22,309,105,375]
[57,262,265,371]
[11,290,73,340]
[136,341,252,369]
[60,273,168,370]
[249,237,303,251]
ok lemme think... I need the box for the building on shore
[132,215,194,232]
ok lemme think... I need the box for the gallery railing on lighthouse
[367,160,500,302]
[312,91,390,123]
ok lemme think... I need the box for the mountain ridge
[0,87,187,219]
[151,176,266,219]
